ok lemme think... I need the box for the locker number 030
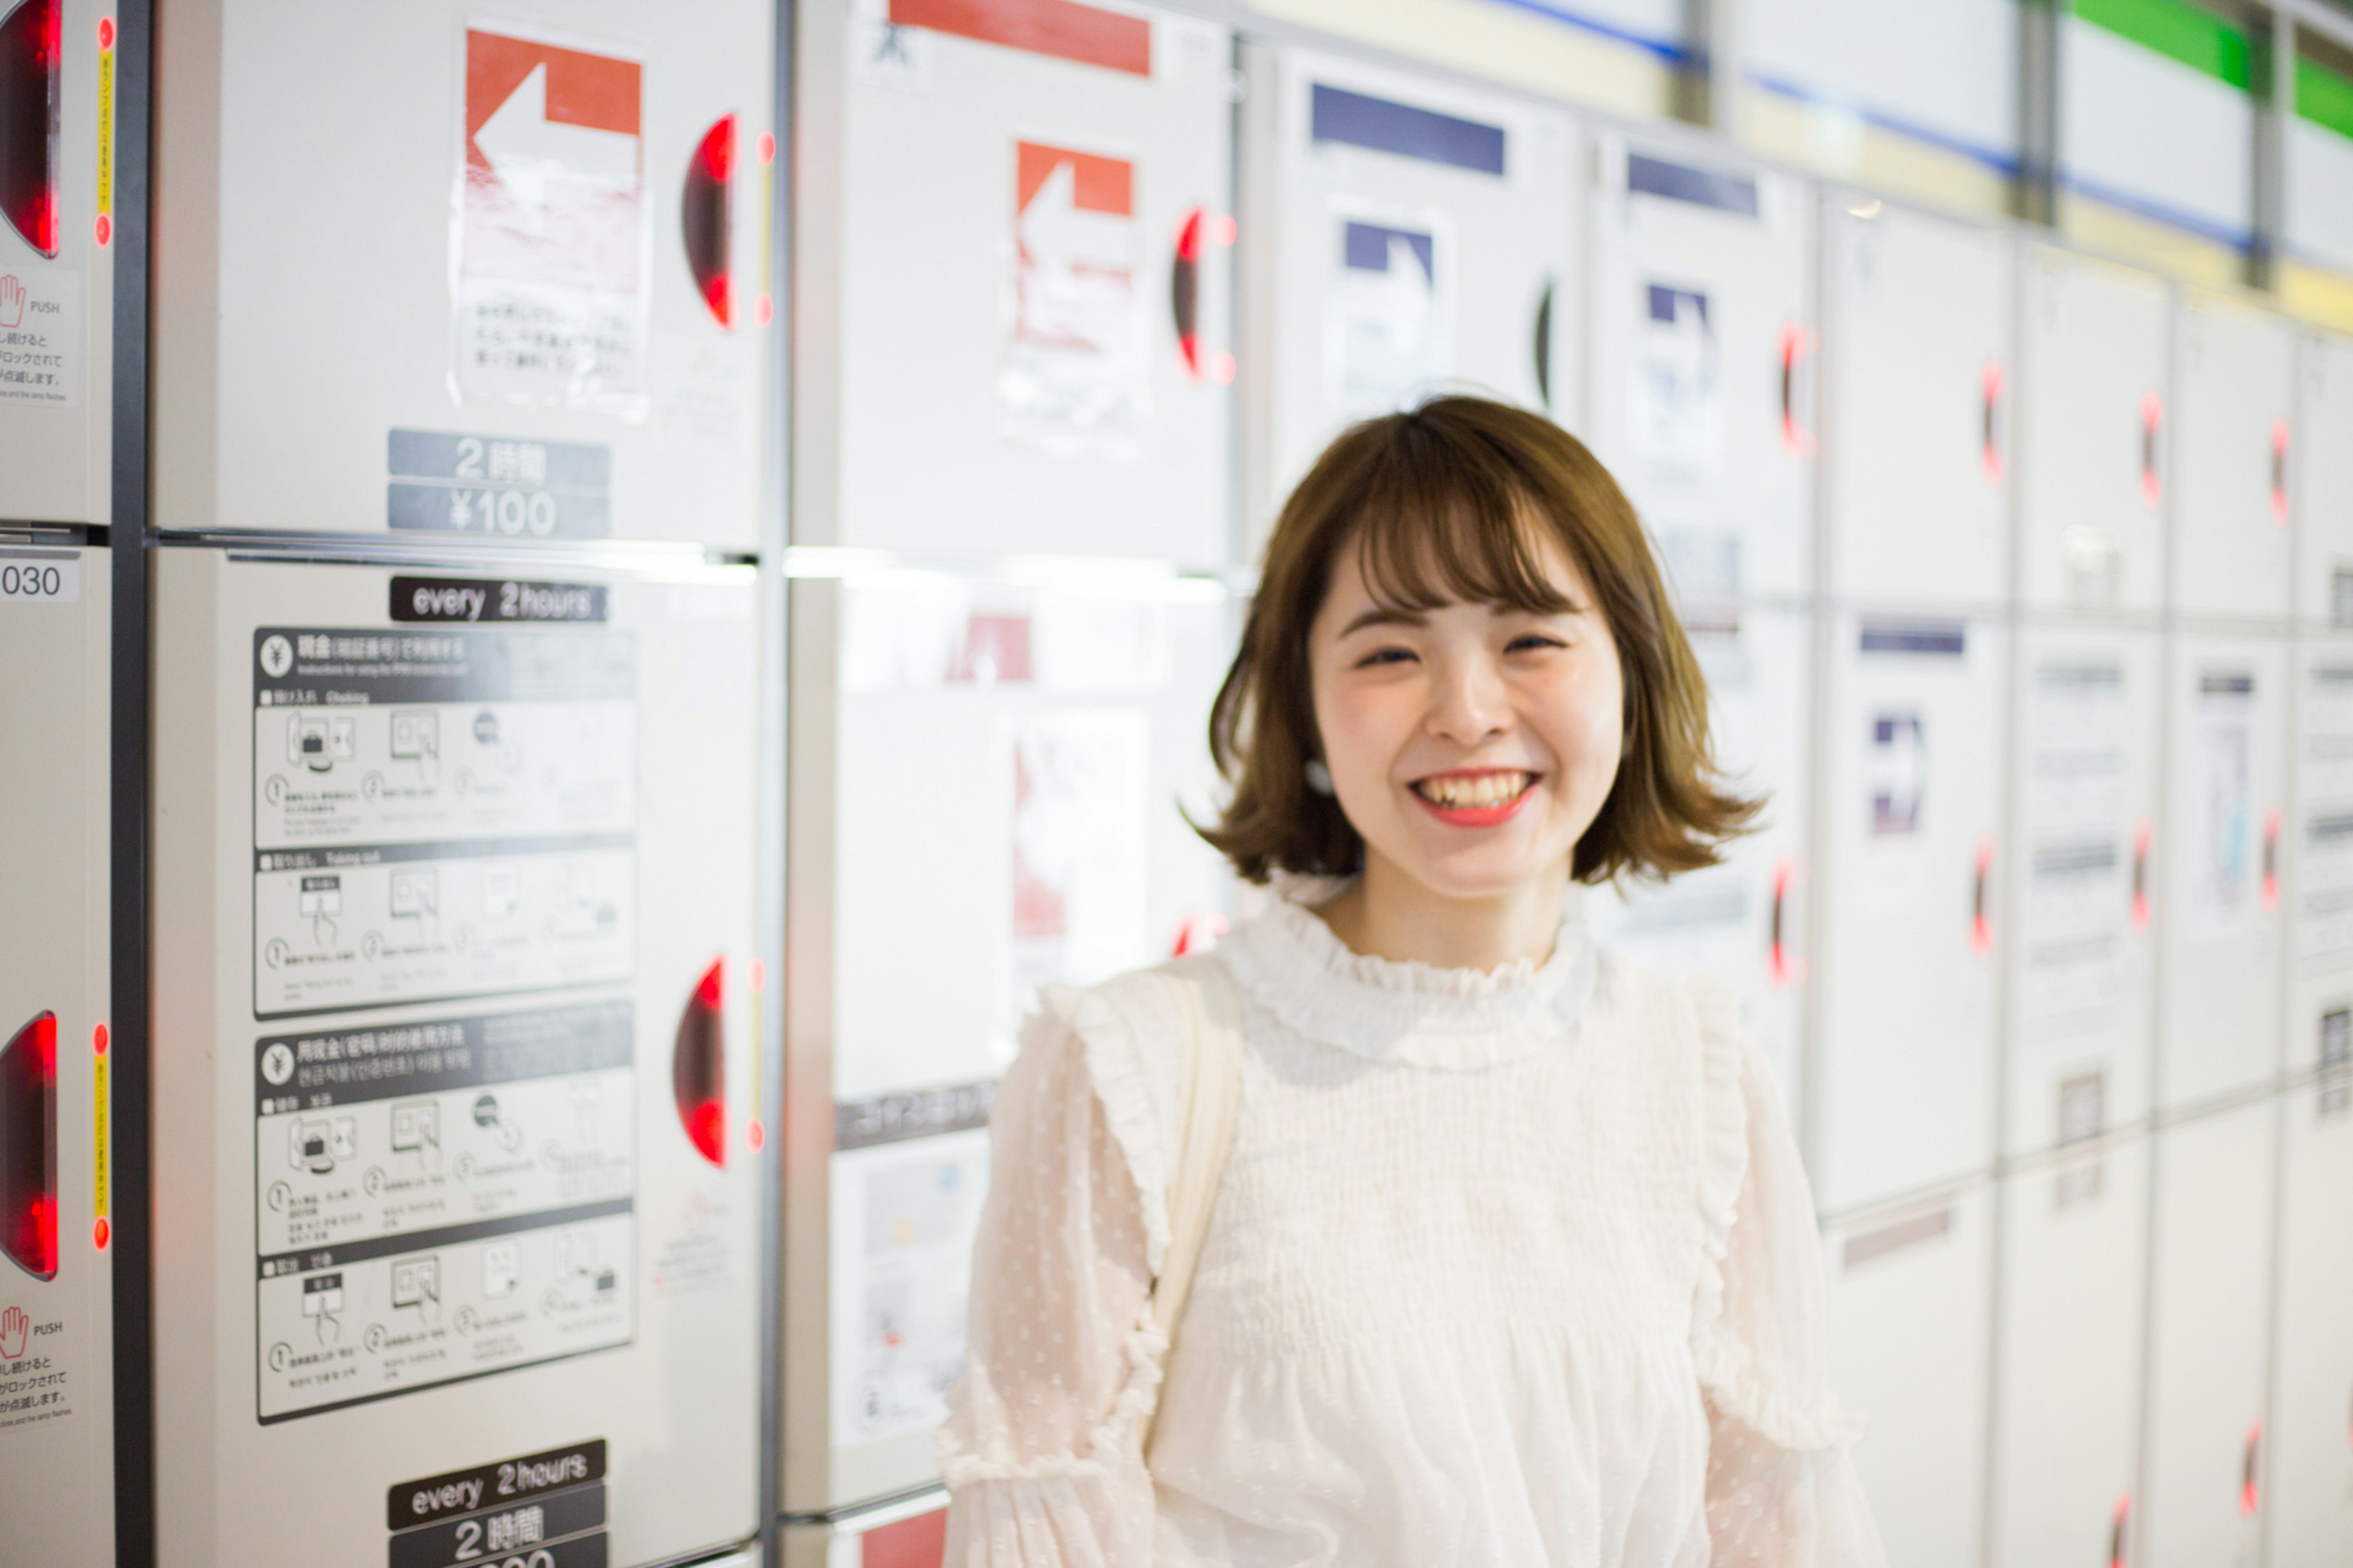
[447,1533,558,1568]
[0,559,78,603]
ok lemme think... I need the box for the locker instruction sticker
[2022,661,2128,1024]
[252,626,637,1019]
[2191,671,2256,936]
[1004,140,1143,454]
[0,267,81,407]
[255,1004,636,1422]
[2297,663,2353,969]
[453,29,648,416]
[831,1129,990,1446]
[1327,206,1450,423]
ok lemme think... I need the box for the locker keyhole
[2107,1490,2129,1568]
[1776,324,1816,457]
[0,0,61,257]
[2131,820,2153,930]
[1172,208,1202,379]
[1971,838,1995,956]
[1767,857,1795,987]
[1980,362,2004,483]
[2270,420,2290,523]
[2139,392,2162,509]
[682,115,735,327]
[0,1010,58,1282]
[2262,809,2281,911]
[2240,1420,2260,1515]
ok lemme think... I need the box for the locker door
[2014,247,2169,615]
[1988,1137,2148,1568]
[2003,627,2160,1157]
[787,563,1235,1511]
[2170,295,2295,622]
[1816,615,2004,1212]
[2289,637,2353,1083]
[2142,1099,2277,1568]
[2157,634,2287,1110]
[1240,44,1577,552]
[0,0,115,525]
[2296,331,2353,629]
[1584,137,1814,604]
[1821,198,2012,610]
[1823,1183,1992,1568]
[1588,605,1809,1105]
[828,2,1233,563]
[2264,1075,2353,1564]
[0,545,112,1568]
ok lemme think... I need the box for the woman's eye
[1354,646,1416,668]
[1506,634,1566,654]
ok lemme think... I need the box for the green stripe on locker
[2076,0,2252,90]
[2300,55,2353,141]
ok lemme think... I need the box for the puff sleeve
[1692,996,1890,1568]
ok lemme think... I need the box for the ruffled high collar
[1216,877,1598,1070]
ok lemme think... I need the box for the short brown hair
[1200,395,1756,885]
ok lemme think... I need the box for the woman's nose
[1427,653,1511,743]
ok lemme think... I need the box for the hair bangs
[1346,430,1580,619]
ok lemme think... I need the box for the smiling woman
[940,396,1887,1568]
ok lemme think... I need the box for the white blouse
[939,887,1887,1567]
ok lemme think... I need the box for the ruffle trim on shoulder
[1030,975,1184,1276]
[1688,980,1749,1374]
[936,1306,1171,1488]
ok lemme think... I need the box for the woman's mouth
[1408,769,1538,827]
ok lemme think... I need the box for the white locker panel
[1584,137,1815,604]
[784,565,1234,1510]
[1588,605,1809,1105]
[1824,1183,1992,1568]
[2265,1076,2353,1564]
[152,0,773,545]
[2157,632,2287,1110]
[2142,1099,2278,1568]
[2003,627,2160,1157]
[2014,246,2169,615]
[1988,1137,2147,1568]
[2298,331,2353,627]
[2289,637,2353,1083]
[2170,294,2295,623]
[150,550,763,1568]
[1240,44,1577,553]
[1816,615,2004,1213]
[1821,198,2012,610]
[0,545,112,1567]
[0,0,115,526]
[825,2,1233,564]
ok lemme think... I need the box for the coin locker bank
[1,0,122,1560]
[143,3,774,1564]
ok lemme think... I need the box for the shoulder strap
[1145,957,1245,1434]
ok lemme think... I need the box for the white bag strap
[1145,956,1245,1443]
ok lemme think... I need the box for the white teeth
[1415,771,1531,808]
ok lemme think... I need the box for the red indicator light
[752,292,773,328]
[1980,362,2005,483]
[1767,857,1798,987]
[2271,420,2290,523]
[750,958,767,994]
[1169,911,1231,958]
[746,1119,766,1153]
[1778,324,1817,458]
[2109,1490,2129,1568]
[1,1012,59,1281]
[2139,392,2162,509]
[756,130,775,165]
[673,960,727,1167]
[1971,838,1996,956]
[2241,1420,2261,1515]
[91,1022,106,1056]
[1210,213,1236,247]
[96,15,110,48]
[2131,820,2153,930]
[91,1216,107,1249]
[682,113,735,327]
[1,0,63,259]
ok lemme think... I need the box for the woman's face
[1308,529,1625,903]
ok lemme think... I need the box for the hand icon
[1,1305,28,1360]
[0,275,23,331]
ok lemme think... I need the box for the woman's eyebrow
[1338,605,1428,637]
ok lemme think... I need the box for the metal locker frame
[2292,330,2353,630]
[2154,631,2288,1113]
[1811,611,2006,1214]
[1582,132,1816,607]
[2012,245,2170,616]
[1818,193,2014,613]
[1999,623,2161,1158]
[2262,1071,2353,1564]
[2169,292,2296,625]
[1822,1180,1994,1568]
[802,0,1237,567]
[2138,1096,2279,1568]
[1237,40,1579,556]
[1986,1134,2148,1568]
